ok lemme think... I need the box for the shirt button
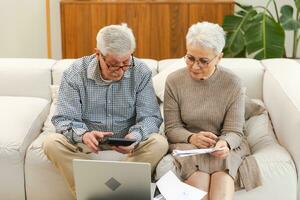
[108,100,111,103]
[108,114,112,117]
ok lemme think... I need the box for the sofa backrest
[220,58,264,99]
[51,58,158,85]
[0,59,54,100]
[153,58,264,102]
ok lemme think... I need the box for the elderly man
[43,24,168,199]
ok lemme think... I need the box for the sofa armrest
[0,96,50,199]
[262,59,300,198]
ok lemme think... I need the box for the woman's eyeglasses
[184,54,218,68]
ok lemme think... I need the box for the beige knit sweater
[164,66,245,150]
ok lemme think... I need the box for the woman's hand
[211,139,230,159]
[189,131,218,148]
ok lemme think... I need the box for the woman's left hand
[211,139,230,159]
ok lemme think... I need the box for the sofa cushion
[52,58,158,85]
[219,59,264,100]
[153,58,185,102]
[157,57,185,73]
[52,59,76,86]
[153,58,264,102]
[0,59,54,100]
[42,85,59,132]
[0,96,49,200]
[141,58,158,76]
[262,58,300,198]
[245,98,266,121]
[244,103,280,153]
[234,144,297,200]
[235,109,297,200]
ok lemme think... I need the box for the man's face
[96,49,133,81]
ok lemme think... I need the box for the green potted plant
[223,0,300,59]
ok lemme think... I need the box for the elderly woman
[163,22,261,199]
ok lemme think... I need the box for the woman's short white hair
[186,21,225,54]
[96,23,136,56]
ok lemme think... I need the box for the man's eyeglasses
[184,54,218,68]
[101,54,135,71]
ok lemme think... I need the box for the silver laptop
[73,159,153,200]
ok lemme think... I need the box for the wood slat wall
[61,0,234,59]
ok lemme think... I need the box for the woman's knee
[211,171,233,180]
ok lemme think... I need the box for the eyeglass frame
[184,54,219,68]
[100,53,135,70]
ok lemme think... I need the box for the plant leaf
[222,9,257,57]
[235,2,253,11]
[295,0,300,11]
[223,31,245,57]
[236,10,247,17]
[223,15,243,31]
[245,13,285,59]
[279,5,300,30]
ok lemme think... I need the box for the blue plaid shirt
[52,54,162,144]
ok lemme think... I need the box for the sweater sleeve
[219,86,245,149]
[164,77,194,143]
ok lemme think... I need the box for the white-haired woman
[163,22,261,200]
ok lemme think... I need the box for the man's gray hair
[186,21,225,54]
[96,23,136,56]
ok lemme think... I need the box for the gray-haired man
[43,24,168,199]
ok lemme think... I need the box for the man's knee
[147,134,169,157]
[43,133,67,157]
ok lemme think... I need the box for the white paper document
[153,194,166,200]
[156,171,207,200]
[172,147,225,157]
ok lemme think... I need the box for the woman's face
[185,45,222,80]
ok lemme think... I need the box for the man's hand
[110,133,136,154]
[189,131,218,148]
[82,131,113,153]
[211,139,230,159]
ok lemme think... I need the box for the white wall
[0,0,299,59]
[49,0,62,59]
[0,0,47,58]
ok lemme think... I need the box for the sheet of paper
[156,171,207,200]
[172,147,225,157]
[151,183,156,198]
[153,194,166,200]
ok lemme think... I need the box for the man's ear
[95,48,100,57]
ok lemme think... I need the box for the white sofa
[0,58,299,200]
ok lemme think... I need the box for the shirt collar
[87,54,130,85]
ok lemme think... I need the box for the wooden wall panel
[149,4,189,58]
[90,5,107,51]
[61,4,93,58]
[189,3,234,25]
[61,0,234,59]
